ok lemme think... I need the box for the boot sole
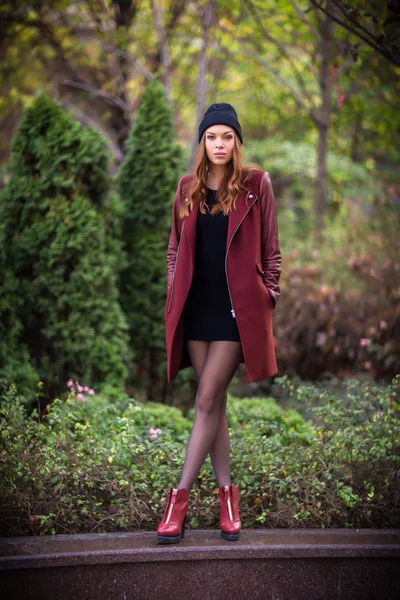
[156,517,186,544]
[221,530,240,541]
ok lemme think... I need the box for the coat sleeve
[166,177,184,290]
[259,171,282,309]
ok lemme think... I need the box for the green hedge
[0,375,399,535]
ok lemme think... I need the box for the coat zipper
[167,220,185,313]
[225,195,257,318]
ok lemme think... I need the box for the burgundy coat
[164,168,282,383]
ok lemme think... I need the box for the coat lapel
[226,187,258,249]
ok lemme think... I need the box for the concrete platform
[1,528,399,599]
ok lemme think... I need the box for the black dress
[183,188,241,342]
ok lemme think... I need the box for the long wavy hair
[179,131,259,219]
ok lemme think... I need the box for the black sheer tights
[177,340,243,491]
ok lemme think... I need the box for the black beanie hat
[198,103,243,144]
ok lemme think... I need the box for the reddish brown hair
[179,131,258,219]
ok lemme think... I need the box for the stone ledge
[1,529,399,600]
[1,528,400,569]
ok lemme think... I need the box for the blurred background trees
[0,0,399,408]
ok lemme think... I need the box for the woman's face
[204,125,235,166]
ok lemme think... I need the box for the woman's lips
[214,154,226,157]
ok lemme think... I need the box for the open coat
[164,168,282,383]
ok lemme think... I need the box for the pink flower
[148,427,163,440]
[77,385,84,392]
[88,389,95,395]
[84,386,89,392]
[67,379,73,388]
[77,393,87,401]
[70,390,75,395]
[360,338,371,346]
[90,439,95,444]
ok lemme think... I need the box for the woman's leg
[178,340,242,491]
[186,341,231,486]
[209,391,231,486]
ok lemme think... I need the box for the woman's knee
[196,387,225,415]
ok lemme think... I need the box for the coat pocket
[256,262,274,309]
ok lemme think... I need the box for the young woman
[157,103,282,544]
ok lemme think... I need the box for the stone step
[1,529,399,599]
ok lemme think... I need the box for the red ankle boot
[219,483,242,541]
[156,487,189,544]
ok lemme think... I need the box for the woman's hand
[259,172,282,309]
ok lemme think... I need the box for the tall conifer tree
[0,92,131,405]
[118,79,182,400]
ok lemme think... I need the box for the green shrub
[0,375,398,535]
[0,92,131,406]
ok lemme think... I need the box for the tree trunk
[189,0,215,174]
[151,0,171,101]
[315,3,335,240]
[315,122,329,238]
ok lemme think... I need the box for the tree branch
[309,0,400,66]
[243,0,314,105]
[217,24,317,124]
[95,41,154,80]
[59,79,130,113]
[289,0,321,42]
